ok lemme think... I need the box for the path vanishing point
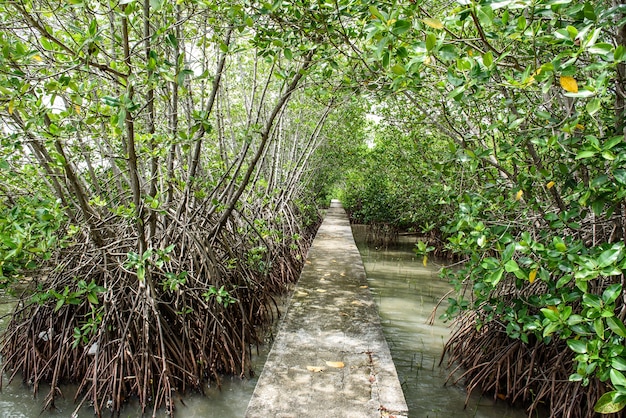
[245,200,409,417]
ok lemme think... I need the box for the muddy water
[353,229,534,418]
[0,294,272,417]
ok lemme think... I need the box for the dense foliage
[1,0,625,416]
[335,0,626,416]
[0,1,366,416]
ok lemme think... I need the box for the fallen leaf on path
[306,366,325,373]
[359,285,368,289]
[340,272,345,276]
[325,361,345,368]
[316,288,327,293]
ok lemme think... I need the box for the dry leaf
[422,255,428,267]
[325,361,345,368]
[316,288,327,293]
[422,17,444,29]
[560,76,578,93]
[546,181,555,189]
[306,366,325,373]
[529,269,538,284]
[359,285,368,289]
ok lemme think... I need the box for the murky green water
[353,229,536,418]
[0,294,271,418]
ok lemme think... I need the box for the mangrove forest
[0,0,625,417]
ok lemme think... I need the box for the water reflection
[353,230,535,418]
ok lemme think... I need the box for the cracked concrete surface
[245,200,408,418]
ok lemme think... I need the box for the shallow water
[353,232,536,418]
[0,294,272,418]
[0,229,538,418]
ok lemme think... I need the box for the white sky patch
[365,113,381,149]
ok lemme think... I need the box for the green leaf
[598,245,622,268]
[588,43,613,56]
[369,5,385,21]
[575,150,596,159]
[586,98,601,116]
[541,308,559,322]
[611,369,626,388]
[614,169,626,185]
[504,259,519,273]
[487,268,504,286]
[613,357,626,371]
[594,318,605,339]
[482,51,493,67]
[567,339,587,354]
[392,20,411,36]
[284,48,292,60]
[391,64,406,75]
[583,293,603,310]
[425,33,437,51]
[607,316,626,338]
[87,292,99,305]
[55,298,64,313]
[603,284,622,304]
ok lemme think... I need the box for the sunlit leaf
[594,391,626,414]
[567,339,587,354]
[422,18,444,29]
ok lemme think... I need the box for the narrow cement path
[245,200,408,418]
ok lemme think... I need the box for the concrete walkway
[245,201,408,418]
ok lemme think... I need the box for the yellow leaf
[424,56,432,65]
[515,190,524,201]
[74,105,81,114]
[547,181,555,189]
[422,255,428,267]
[8,100,14,115]
[422,18,444,30]
[547,305,558,312]
[359,285,368,289]
[560,76,578,93]
[529,269,537,284]
[325,361,345,368]
[575,123,584,130]
[306,366,325,373]
[32,54,42,62]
